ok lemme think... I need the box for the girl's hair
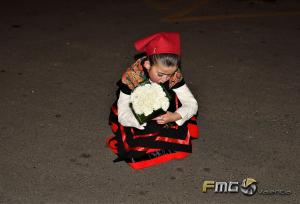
[147,53,181,68]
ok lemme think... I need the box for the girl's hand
[153,111,182,124]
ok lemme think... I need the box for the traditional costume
[107,32,200,169]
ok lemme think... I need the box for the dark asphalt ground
[0,0,299,203]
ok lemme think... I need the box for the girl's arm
[173,84,198,126]
[117,91,147,130]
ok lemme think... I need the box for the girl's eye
[157,73,163,77]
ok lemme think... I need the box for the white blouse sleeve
[117,91,147,130]
[173,84,198,126]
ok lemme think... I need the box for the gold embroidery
[121,59,146,90]
[169,69,183,88]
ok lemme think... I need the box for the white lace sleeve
[117,91,147,130]
[173,84,198,126]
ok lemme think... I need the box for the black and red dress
[107,57,199,169]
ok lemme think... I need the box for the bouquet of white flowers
[130,80,171,125]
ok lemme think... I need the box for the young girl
[107,32,199,170]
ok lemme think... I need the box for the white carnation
[130,82,170,116]
[161,98,170,111]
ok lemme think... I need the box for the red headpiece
[134,32,181,56]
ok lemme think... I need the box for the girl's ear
[144,60,151,70]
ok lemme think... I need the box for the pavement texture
[0,0,299,203]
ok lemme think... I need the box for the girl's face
[144,60,178,84]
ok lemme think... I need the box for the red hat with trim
[134,32,181,56]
